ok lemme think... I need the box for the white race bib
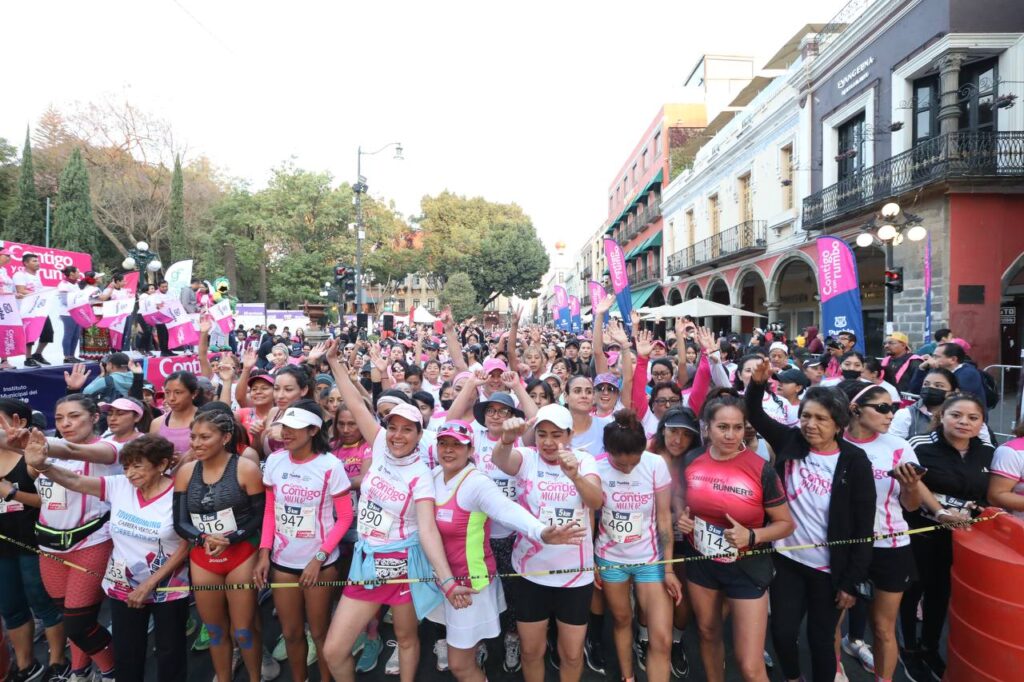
[495,478,518,500]
[190,508,238,535]
[693,517,739,563]
[924,493,974,521]
[602,508,642,544]
[104,558,129,586]
[357,499,396,539]
[38,479,68,510]
[0,499,24,514]
[539,506,586,528]
[275,502,316,539]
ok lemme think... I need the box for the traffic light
[343,269,357,302]
[884,267,904,293]
[334,265,348,285]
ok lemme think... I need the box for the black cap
[472,391,524,426]
[777,368,810,388]
[660,406,699,434]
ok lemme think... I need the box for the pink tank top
[434,469,495,591]
[159,417,192,454]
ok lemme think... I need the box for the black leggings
[109,597,189,682]
[900,530,952,652]
[769,555,842,682]
[490,535,517,633]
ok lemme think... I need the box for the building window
[398,299,407,312]
[427,298,435,310]
[708,195,720,235]
[737,173,752,222]
[654,131,662,157]
[623,175,628,192]
[631,163,638,184]
[912,76,939,144]
[413,274,421,288]
[685,208,696,247]
[780,144,793,210]
[412,299,420,309]
[609,194,613,212]
[641,148,648,170]
[958,58,997,133]
[836,112,866,180]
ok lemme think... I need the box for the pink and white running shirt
[777,450,839,571]
[595,451,671,565]
[99,476,189,602]
[357,430,434,546]
[472,421,520,539]
[845,432,919,548]
[992,436,1024,520]
[263,451,351,569]
[38,439,122,553]
[511,447,599,588]
[332,441,371,483]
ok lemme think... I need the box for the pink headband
[850,382,880,405]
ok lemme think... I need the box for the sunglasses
[862,403,898,415]
[595,384,619,393]
[440,422,472,436]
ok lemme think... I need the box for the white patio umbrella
[409,307,437,324]
[640,297,765,320]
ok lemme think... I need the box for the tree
[168,154,186,262]
[465,222,549,305]
[440,272,480,322]
[53,149,99,254]
[268,250,333,309]
[0,137,19,234]
[5,130,44,244]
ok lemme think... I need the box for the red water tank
[946,509,1024,681]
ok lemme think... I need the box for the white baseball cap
[534,404,572,431]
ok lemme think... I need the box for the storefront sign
[1001,306,1016,325]
[837,56,874,96]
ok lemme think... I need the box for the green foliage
[418,192,547,305]
[440,272,480,322]
[269,250,333,308]
[193,187,264,300]
[168,154,186,262]
[53,149,99,254]
[0,137,18,233]
[6,130,44,244]
[669,146,695,181]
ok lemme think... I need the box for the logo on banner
[0,241,92,289]
[145,354,202,391]
[834,316,847,328]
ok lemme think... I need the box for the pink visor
[99,398,144,416]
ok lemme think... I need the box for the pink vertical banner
[67,302,97,328]
[924,233,932,344]
[568,295,582,333]
[589,280,609,326]
[603,238,634,333]
[815,237,865,354]
[0,294,27,357]
[553,285,570,331]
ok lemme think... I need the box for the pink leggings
[39,541,115,673]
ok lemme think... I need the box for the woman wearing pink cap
[100,397,152,448]
[322,340,473,682]
[233,350,276,453]
[427,419,585,682]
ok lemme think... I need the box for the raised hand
[606,319,629,348]
[556,444,580,480]
[694,326,718,354]
[23,428,49,470]
[500,416,534,444]
[307,341,328,365]
[64,363,89,391]
[629,310,641,335]
[500,371,519,389]
[595,293,615,316]
[241,348,258,371]
[199,316,212,335]
[635,329,654,358]
[128,359,144,375]
[723,513,751,550]
[676,506,695,535]
[751,358,774,385]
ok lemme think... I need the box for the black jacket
[746,381,876,595]
[905,430,994,529]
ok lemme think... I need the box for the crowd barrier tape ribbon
[0,512,1004,593]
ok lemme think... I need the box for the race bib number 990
[357,499,395,539]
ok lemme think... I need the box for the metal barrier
[983,364,1023,441]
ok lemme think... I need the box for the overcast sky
[2,0,848,258]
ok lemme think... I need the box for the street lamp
[122,241,162,283]
[858,203,926,325]
[354,142,403,310]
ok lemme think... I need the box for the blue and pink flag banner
[603,238,633,334]
[815,237,865,354]
[568,296,582,334]
[924,233,932,344]
[553,285,571,331]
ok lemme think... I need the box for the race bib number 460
[602,508,642,543]
[693,517,738,563]
[190,508,238,535]
[357,499,395,539]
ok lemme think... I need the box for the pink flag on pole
[167,319,199,349]
[140,295,174,325]
[67,301,97,328]
[0,294,27,357]
[121,272,140,297]
[209,300,234,334]
[96,299,133,329]
[20,292,52,344]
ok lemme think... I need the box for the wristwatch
[314,550,328,562]
[3,483,18,502]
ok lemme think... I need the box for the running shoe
[185,615,198,637]
[305,631,317,666]
[433,638,449,671]
[840,635,875,674]
[834,661,849,682]
[272,633,288,661]
[475,642,488,668]
[192,624,211,651]
[633,635,649,671]
[65,669,96,682]
[899,648,932,682]
[23,358,39,367]
[583,636,607,675]
[41,662,70,682]
[32,354,50,366]
[8,661,44,682]
[503,632,521,673]
[351,632,367,656]
[763,649,775,669]
[355,637,383,673]
[921,649,946,681]
[670,640,690,678]
[384,642,400,676]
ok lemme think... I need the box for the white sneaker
[841,635,875,674]
[261,647,281,681]
[433,638,449,671]
[503,632,521,673]
[835,660,849,682]
[67,670,98,682]
[384,641,400,675]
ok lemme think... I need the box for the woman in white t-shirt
[56,267,83,362]
[254,401,352,682]
[595,410,681,682]
[24,432,190,682]
[563,376,613,457]
[838,380,951,682]
[322,341,473,682]
[491,404,603,682]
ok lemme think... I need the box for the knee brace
[64,604,110,655]
[233,628,255,650]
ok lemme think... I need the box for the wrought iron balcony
[631,263,662,287]
[803,131,1024,230]
[667,220,768,276]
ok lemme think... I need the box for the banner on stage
[0,241,92,289]
[0,294,26,357]
[140,295,174,325]
[163,260,193,297]
[0,363,100,428]
[20,290,54,344]
[816,237,866,354]
[144,354,201,392]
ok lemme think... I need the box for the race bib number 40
[190,508,238,535]
[38,479,68,510]
[540,506,586,528]
[357,499,396,539]
[276,502,316,539]
[693,517,738,563]
[602,508,642,544]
